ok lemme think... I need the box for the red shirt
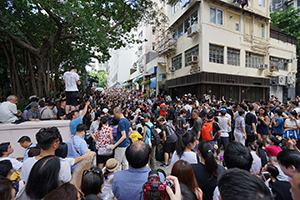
[265,146,281,157]
[159,104,168,116]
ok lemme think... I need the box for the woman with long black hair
[170,132,198,169]
[191,141,225,200]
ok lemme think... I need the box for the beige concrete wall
[164,0,296,83]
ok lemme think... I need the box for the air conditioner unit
[275,76,286,85]
[187,24,199,37]
[169,67,176,72]
[270,65,279,72]
[258,64,268,70]
[187,55,199,65]
[287,76,295,85]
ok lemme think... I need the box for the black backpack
[145,124,161,146]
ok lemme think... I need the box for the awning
[133,77,143,83]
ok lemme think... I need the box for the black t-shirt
[191,163,225,200]
[245,112,256,125]
[57,108,66,120]
[167,107,175,120]
[272,181,292,200]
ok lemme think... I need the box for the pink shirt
[265,146,281,157]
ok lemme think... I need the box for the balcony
[155,35,177,57]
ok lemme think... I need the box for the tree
[89,70,107,88]
[270,6,300,94]
[0,0,166,98]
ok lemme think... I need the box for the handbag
[98,145,113,156]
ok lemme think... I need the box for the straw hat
[105,158,119,172]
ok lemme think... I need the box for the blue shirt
[145,122,153,145]
[69,116,82,136]
[23,143,36,162]
[112,166,165,200]
[66,136,89,171]
[116,118,131,147]
[273,117,284,135]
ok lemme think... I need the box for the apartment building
[157,0,296,102]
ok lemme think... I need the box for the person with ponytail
[170,132,198,169]
[191,141,225,200]
[91,116,114,169]
[247,142,262,175]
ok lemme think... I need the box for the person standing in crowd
[175,109,189,135]
[192,141,225,200]
[191,109,203,142]
[217,108,231,149]
[257,107,270,146]
[91,116,114,169]
[170,132,198,169]
[66,124,92,171]
[63,66,81,114]
[17,136,36,162]
[159,100,168,117]
[69,101,90,135]
[290,172,300,200]
[112,141,164,200]
[0,95,22,123]
[245,104,257,145]
[201,113,220,146]
[284,110,300,140]
[0,142,22,171]
[110,107,131,171]
[167,103,175,124]
[158,116,178,168]
[142,112,156,170]
[271,109,284,137]
[234,109,247,145]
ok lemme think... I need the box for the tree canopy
[0,0,165,100]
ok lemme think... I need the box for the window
[210,7,223,26]
[261,24,265,38]
[172,54,182,70]
[152,26,156,35]
[209,44,224,64]
[139,31,143,39]
[185,45,199,66]
[137,46,142,57]
[275,0,282,9]
[245,52,264,68]
[258,0,265,7]
[270,57,288,71]
[227,48,240,66]
[171,1,181,15]
[172,10,198,39]
[235,23,240,31]
[152,42,155,51]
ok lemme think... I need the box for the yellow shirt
[129,131,142,143]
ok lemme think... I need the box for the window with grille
[245,52,264,68]
[185,45,199,66]
[172,54,182,70]
[227,48,240,66]
[209,44,224,64]
[270,56,288,71]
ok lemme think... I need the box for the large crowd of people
[0,68,300,199]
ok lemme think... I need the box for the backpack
[145,124,161,146]
[201,121,215,141]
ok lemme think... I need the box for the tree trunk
[27,51,38,95]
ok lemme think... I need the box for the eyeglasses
[83,169,102,176]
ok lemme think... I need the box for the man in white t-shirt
[63,67,81,114]
[0,95,22,123]
[0,142,22,171]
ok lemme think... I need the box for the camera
[143,170,175,200]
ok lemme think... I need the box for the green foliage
[89,70,107,88]
[270,6,300,56]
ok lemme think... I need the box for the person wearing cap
[100,158,119,199]
[0,95,22,123]
[27,102,41,121]
[217,108,231,149]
